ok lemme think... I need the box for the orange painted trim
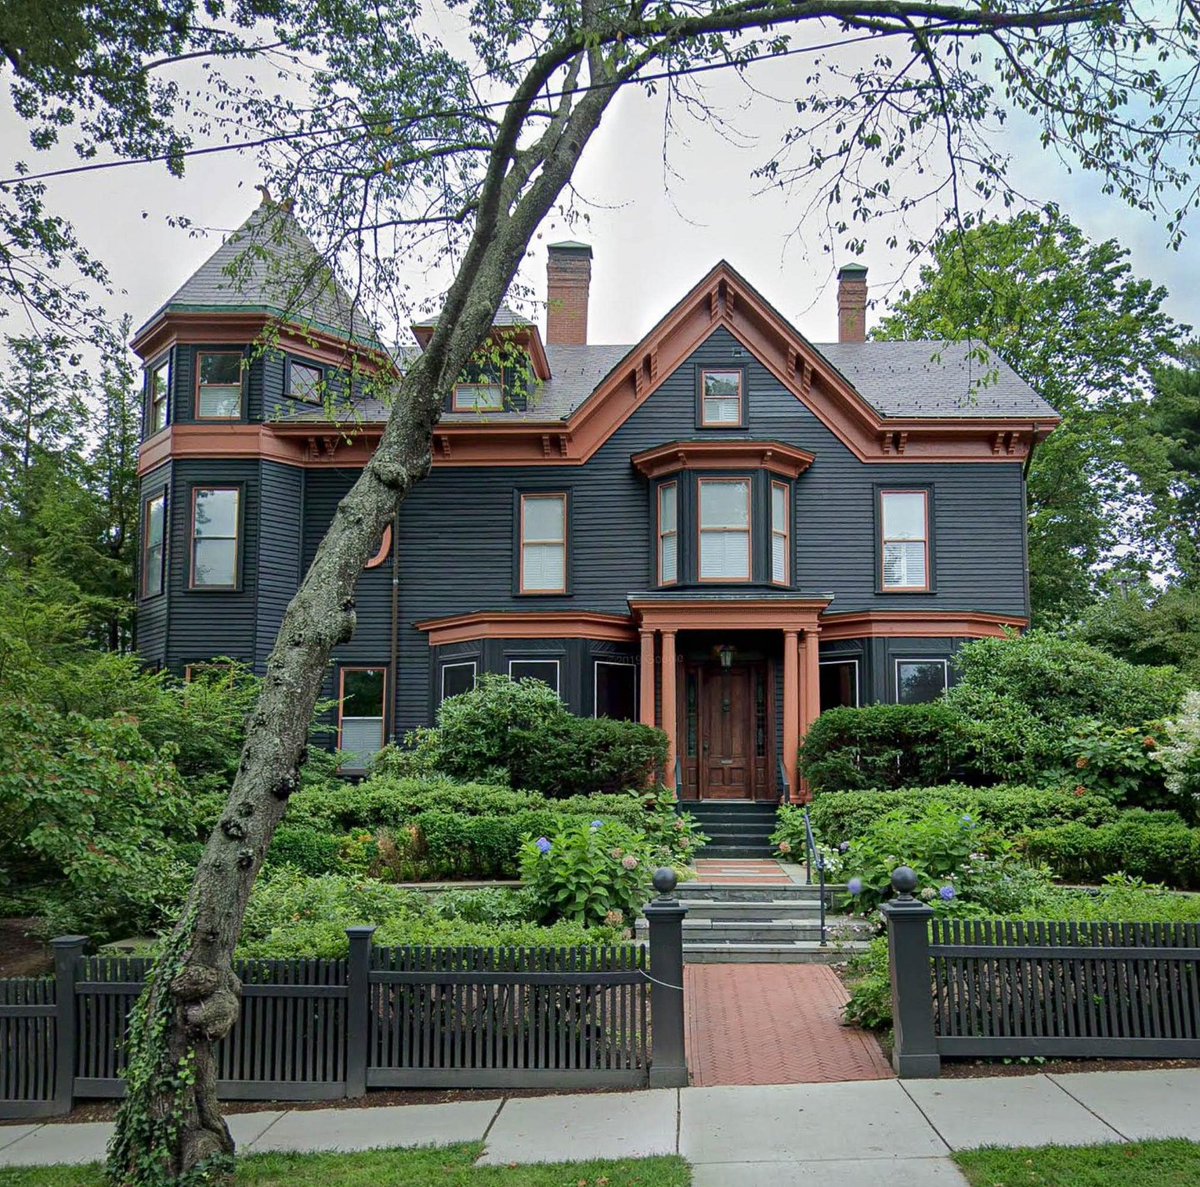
[519,492,568,595]
[132,311,391,373]
[661,630,678,790]
[639,630,657,728]
[632,439,816,480]
[137,424,381,476]
[782,630,800,801]
[818,610,1027,640]
[416,610,637,647]
[630,597,830,633]
[364,523,392,570]
[696,478,752,584]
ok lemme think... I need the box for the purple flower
[590,820,604,830]
[939,885,956,902]
[961,814,972,824]
[839,841,851,853]
[536,837,552,854]
[847,877,864,895]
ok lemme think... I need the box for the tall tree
[873,211,1188,622]
[0,0,1179,1179]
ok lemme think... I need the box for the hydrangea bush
[519,820,653,929]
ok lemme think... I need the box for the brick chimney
[546,241,592,346]
[837,264,869,343]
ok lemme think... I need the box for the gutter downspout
[388,508,401,744]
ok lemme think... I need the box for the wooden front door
[678,661,774,800]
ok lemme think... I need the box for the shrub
[808,785,1122,847]
[387,674,669,796]
[520,820,653,929]
[798,702,965,794]
[843,936,892,1031]
[1019,817,1200,889]
[1154,691,1200,821]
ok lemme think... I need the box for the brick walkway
[685,964,894,1086]
[692,858,794,885]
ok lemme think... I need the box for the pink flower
[610,848,624,859]
[622,855,639,870]
[778,840,792,855]
[604,909,625,926]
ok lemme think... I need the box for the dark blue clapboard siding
[255,463,304,660]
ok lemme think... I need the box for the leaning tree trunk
[106,46,621,1186]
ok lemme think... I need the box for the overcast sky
[4,39,1196,355]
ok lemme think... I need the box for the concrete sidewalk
[3,1068,1199,1183]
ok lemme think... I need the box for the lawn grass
[0,1143,691,1186]
[955,1139,1200,1186]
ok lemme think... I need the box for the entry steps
[680,800,779,859]
[637,881,873,964]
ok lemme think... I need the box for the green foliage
[798,702,965,794]
[1076,583,1200,685]
[1066,720,1172,810]
[843,936,893,1031]
[1019,817,1200,889]
[1019,874,1200,923]
[520,821,652,929]
[873,211,1189,623]
[400,675,669,797]
[1154,691,1200,817]
[808,784,1121,846]
[233,869,620,959]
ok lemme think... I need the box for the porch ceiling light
[717,643,735,670]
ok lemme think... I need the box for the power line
[0,29,899,188]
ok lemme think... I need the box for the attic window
[700,370,743,427]
[288,359,324,404]
[453,382,504,412]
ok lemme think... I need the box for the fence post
[881,867,940,1078]
[643,867,688,1088]
[345,926,376,1099]
[51,935,86,1116]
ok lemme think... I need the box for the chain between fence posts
[50,935,86,1116]
[881,867,940,1079]
[643,867,688,1088]
[345,926,377,1098]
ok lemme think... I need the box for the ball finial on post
[891,865,919,900]
[652,866,678,899]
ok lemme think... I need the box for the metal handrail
[776,757,790,805]
[802,807,828,947]
[674,756,683,795]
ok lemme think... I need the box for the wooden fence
[883,870,1200,1078]
[0,884,689,1118]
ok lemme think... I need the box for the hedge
[798,702,965,794]
[1019,817,1200,890]
[808,784,1126,845]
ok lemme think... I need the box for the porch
[630,596,831,800]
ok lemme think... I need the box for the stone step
[682,807,780,820]
[675,898,826,920]
[639,920,837,943]
[682,882,846,902]
[682,941,871,964]
[700,845,776,859]
[695,830,775,847]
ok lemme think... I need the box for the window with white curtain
[520,493,567,593]
[698,479,751,581]
[771,481,789,585]
[881,490,929,590]
[658,483,678,585]
[700,370,742,426]
[196,352,243,419]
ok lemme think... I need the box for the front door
[677,660,774,800]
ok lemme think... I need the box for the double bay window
[519,493,567,594]
[196,353,243,419]
[698,479,751,582]
[509,658,560,694]
[880,489,930,590]
[142,492,166,597]
[339,667,386,767]
[190,487,240,589]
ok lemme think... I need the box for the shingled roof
[137,201,381,347]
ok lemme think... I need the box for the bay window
[142,492,166,597]
[698,479,751,582]
[149,359,170,434]
[520,493,567,593]
[190,487,240,589]
[771,481,790,585]
[896,658,948,704]
[880,489,930,591]
[509,658,560,694]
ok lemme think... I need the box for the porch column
[799,626,822,800]
[639,629,657,728]
[782,629,800,802]
[661,629,678,792]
